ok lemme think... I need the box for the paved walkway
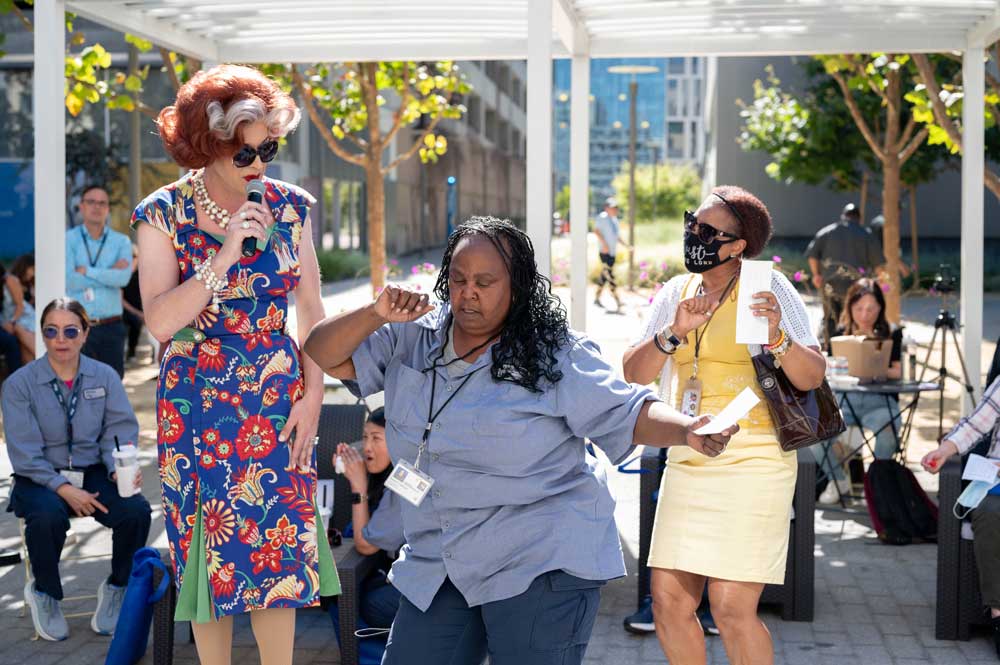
[0,266,997,664]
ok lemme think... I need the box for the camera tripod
[916,302,977,441]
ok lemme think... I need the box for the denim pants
[82,320,126,377]
[7,466,152,599]
[811,392,901,481]
[361,572,402,629]
[382,572,603,665]
[972,494,1000,608]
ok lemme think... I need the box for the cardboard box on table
[830,335,893,382]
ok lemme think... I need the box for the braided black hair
[433,216,570,393]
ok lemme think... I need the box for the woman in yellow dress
[623,186,826,665]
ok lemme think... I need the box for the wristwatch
[351,492,368,505]
[653,327,685,355]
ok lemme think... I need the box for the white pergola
[36,0,999,394]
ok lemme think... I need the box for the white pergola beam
[67,1,219,60]
[553,0,590,55]
[587,31,969,57]
[35,0,66,344]
[968,7,1000,45]
[961,46,986,402]
[221,41,549,64]
[569,52,590,330]
[527,0,553,277]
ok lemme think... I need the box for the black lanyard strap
[49,377,82,466]
[81,226,109,267]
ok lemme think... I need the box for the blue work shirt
[1,354,139,492]
[66,224,133,320]
[362,488,406,553]
[347,304,657,611]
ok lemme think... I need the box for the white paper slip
[962,454,1000,483]
[735,260,773,345]
[694,387,761,435]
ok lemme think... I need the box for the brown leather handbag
[752,353,846,452]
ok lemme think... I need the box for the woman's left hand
[751,291,783,345]
[279,391,323,471]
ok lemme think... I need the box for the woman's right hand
[337,442,368,492]
[215,201,272,270]
[671,295,719,339]
[373,284,435,323]
[56,484,108,517]
[921,440,959,474]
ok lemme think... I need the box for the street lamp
[608,64,660,289]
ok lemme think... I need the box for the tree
[263,62,469,292]
[908,49,1000,200]
[610,161,702,222]
[739,56,952,321]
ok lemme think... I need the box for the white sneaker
[819,478,852,505]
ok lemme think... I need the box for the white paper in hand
[962,454,1000,483]
[694,387,760,435]
[735,260,773,345]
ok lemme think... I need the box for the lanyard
[81,226,109,268]
[49,377,82,468]
[691,273,738,379]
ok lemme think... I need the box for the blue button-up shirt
[66,224,133,320]
[362,489,405,553]
[347,305,657,611]
[2,354,139,492]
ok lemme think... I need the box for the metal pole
[960,46,985,404]
[627,79,637,290]
[570,53,590,331]
[128,44,142,215]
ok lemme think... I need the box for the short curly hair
[157,64,300,169]
[711,185,773,258]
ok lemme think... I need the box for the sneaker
[91,579,126,635]
[623,595,655,634]
[818,478,852,505]
[593,298,605,309]
[24,582,68,641]
[698,607,720,636]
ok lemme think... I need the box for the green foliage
[610,162,702,222]
[262,61,470,167]
[554,184,594,221]
[738,59,953,192]
[66,125,125,199]
[314,249,373,282]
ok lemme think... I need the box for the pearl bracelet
[194,260,227,299]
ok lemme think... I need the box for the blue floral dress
[131,172,338,621]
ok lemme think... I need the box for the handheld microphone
[242,179,266,257]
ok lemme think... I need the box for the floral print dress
[132,172,338,621]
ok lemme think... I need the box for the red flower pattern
[235,415,278,461]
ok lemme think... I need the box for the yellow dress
[647,276,797,584]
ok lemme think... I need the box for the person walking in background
[3,298,150,641]
[121,244,146,364]
[624,186,826,665]
[805,203,883,349]
[67,184,132,377]
[1,257,37,363]
[132,63,338,665]
[593,197,631,313]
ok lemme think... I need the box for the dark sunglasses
[43,325,82,340]
[684,210,741,244]
[233,138,279,168]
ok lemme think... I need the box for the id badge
[680,377,703,418]
[83,287,96,303]
[63,469,85,489]
[384,459,435,507]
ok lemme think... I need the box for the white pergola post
[960,45,986,402]
[34,0,67,344]
[569,54,590,330]
[526,0,553,276]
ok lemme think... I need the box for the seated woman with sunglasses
[3,298,150,642]
[623,186,826,665]
[132,64,337,665]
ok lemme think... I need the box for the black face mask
[684,231,738,273]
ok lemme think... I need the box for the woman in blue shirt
[304,216,737,665]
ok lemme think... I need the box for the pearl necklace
[192,170,234,229]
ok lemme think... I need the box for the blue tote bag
[105,547,171,665]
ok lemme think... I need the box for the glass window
[668,58,686,74]
[692,79,702,117]
[667,121,684,159]
[666,79,679,117]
